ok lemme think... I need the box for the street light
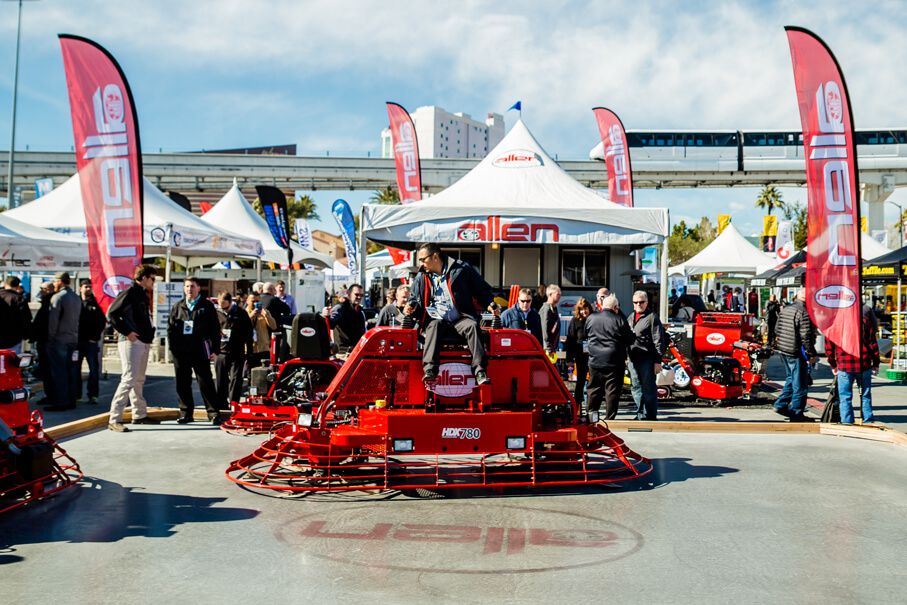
[3,0,37,208]
[887,200,904,248]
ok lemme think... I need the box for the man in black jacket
[168,277,226,424]
[77,279,106,405]
[0,276,32,354]
[214,291,253,406]
[404,243,498,385]
[586,294,635,420]
[322,284,367,355]
[627,290,667,420]
[772,289,817,422]
[106,264,160,432]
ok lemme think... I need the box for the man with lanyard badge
[405,243,499,386]
[501,287,543,345]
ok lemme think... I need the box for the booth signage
[457,215,559,243]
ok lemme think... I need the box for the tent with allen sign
[4,172,264,266]
[0,211,89,272]
[360,119,670,314]
[201,179,332,268]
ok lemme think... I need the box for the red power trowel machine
[666,312,771,404]
[221,313,342,435]
[0,350,82,514]
[227,326,652,494]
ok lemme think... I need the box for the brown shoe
[132,416,161,425]
[108,422,130,433]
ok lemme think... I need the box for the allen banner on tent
[786,26,862,359]
[59,35,143,312]
[256,185,293,267]
[332,199,358,277]
[592,107,634,207]
[385,102,421,265]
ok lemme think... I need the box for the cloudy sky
[2,0,907,234]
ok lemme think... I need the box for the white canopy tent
[0,212,88,272]
[4,173,264,266]
[672,230,891,276]
[360,120,670,313]
[670,224,776,276]
[201,179,332,268]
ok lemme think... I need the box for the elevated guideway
[4,148,907,229]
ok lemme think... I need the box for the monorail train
[589,129,907,172]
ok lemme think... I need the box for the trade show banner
[256,185,293,267]
[34,177,54,198]
[332,198,358,276]
[761,215,778,252]
[385,101,420,265]
[776,220,795,260]
[592,107,634,207]
[786,26,862,359]
[59,35,144,312]
[717,214,731,234]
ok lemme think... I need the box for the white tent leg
[659,233,669,320]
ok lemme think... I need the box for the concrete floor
[2,425,905,604]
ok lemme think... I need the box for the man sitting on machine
[404,242,499,386]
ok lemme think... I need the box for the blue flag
[256,185,293,266]
[331,199,358,276]
[508,101,522,112]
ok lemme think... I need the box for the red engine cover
[693,312,756,355]
[0,350,30,431]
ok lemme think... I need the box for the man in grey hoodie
[44,272,82,411]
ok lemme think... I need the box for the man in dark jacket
[30,282,55,400]
[322,284,367,354]
[772,288,817,422]
[586,294,635,420]
[405,243,498,385]
[261,282,292,327]
[627,290,667,420]
[501,287,543,345]
[168,277,226,424]
[106,264,160,432]
[0,276,32,353]
[77,279,106,405]
[765,294,781,346]
[44,272,82,411]
[215,291,254,406]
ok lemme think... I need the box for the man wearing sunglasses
[405,243,498,386]
[627,290,667,420]
[501,287,543,345]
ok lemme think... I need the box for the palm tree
[755,185,784,216]
[370,186,400,205]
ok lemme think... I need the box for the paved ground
[1,426,904,604]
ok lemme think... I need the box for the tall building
[381,106,505,159]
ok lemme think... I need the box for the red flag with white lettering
[785,26,862,359]
[59,35,143,312]
[592,107,634,207]
[385,102,421,264]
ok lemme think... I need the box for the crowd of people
[0,255,883,432]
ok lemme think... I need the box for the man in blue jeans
[825,304,880,424]
[772,289,817,422]
[627,291,666,420]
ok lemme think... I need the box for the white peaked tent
[4,173,264,265]
[362,120,667,247]
[671,223,776,276]
[201,179,332,268]
[0,212,88,271]
[361,119,669,311]
[860,232,890,260]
